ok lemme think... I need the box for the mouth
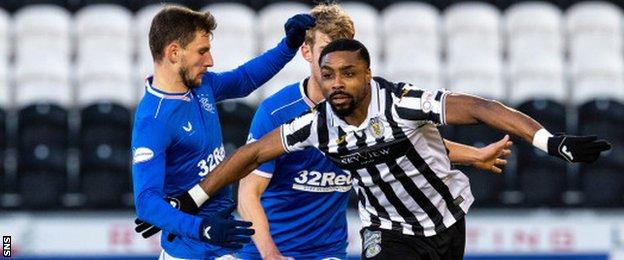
[330,93,352,105]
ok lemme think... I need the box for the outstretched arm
[200,128,286,198]
[444,93,610,162]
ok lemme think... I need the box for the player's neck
[306,77,325,104]
[152,66,189,94]
[343,90,371,127]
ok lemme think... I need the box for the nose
[332,74,344,90]
[203,51,214,68]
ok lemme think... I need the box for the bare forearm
[444,139,480,165]
[199,144,262,196]
[238,191,280,257]
[197,128,286,198]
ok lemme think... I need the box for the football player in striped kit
[174,39,610,259]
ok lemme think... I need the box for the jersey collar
[328,79,382,131]
[144,76,192,102]
[299,77,318,108]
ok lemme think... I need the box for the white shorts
[159,250,236,260]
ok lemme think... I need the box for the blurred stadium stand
[0,0,622,212]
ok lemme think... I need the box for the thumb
[219,204,236,218]
[497,135,510,146]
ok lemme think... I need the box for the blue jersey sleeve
[247,104,278,176]
[131,117,203,240]
[207,38,297,102]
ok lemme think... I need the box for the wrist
[532,128,553,153]
[188,184,210,207]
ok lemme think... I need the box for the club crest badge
[363,229,382,258]
[369,117,385,139]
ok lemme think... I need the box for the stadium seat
[14,5,71,63]
[12,0,71,10]
[14,5,72,108]
[0,109,5,188]
[0,8,9,59]
[444,2,504,100]
[453,124,507,207]
[137,0,186,10]
[515,99,567,206]
[447,54,504,100]
[505,1,563,60]
[75,4,135,107]
[202,3,257,72]
[0,8,7,108]
[256,2,310,106]
[17,104,69,209]
[570,53,624,104]
[577,99,624,206]
[0,60,8,108]
[0,108,4,150]
[382,2,440,59]
[508,56,566,105]
[79,103,131,208]
[505,2,566,105]
[218,101,255,153]
[342,2,381,72]
[134,4,164,97]
[567,1,623,104]
[76,56,135,108]
[14,58,72,108]
[258,2,309,50]
[75,4,133,60]
[382,2,442,90]
[80,103,131,147]
[566,1,622,56]
[78,0,135,10]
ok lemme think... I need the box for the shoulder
[373,76,442,103]
[260,82,304,112]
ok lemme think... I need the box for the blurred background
[0,0,623,259]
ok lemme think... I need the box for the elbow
[134,190,158,221]
[134,192,149,220]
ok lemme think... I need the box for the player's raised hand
[284,13,316,49]
[548,134,611,163]
[473,135,513,174]
[198,205,255,249]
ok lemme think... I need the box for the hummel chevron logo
[203,226,211,239]
[183,121,193,132]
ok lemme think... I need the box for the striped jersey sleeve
[394,83,450,126]
[279,109,319,153]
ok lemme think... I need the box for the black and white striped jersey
[279,76,474,237]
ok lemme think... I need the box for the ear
[366,67,372,82]
[301,43,313,63]
[164,42,181,64]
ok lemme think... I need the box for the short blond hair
[304,3,355,48]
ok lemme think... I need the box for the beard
[179,67,202,89]
[329,91,357,117]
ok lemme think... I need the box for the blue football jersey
[132,39,297,259]
[238,79,351,259]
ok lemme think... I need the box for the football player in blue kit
[235,4,512,260]
[130,6,315,259]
